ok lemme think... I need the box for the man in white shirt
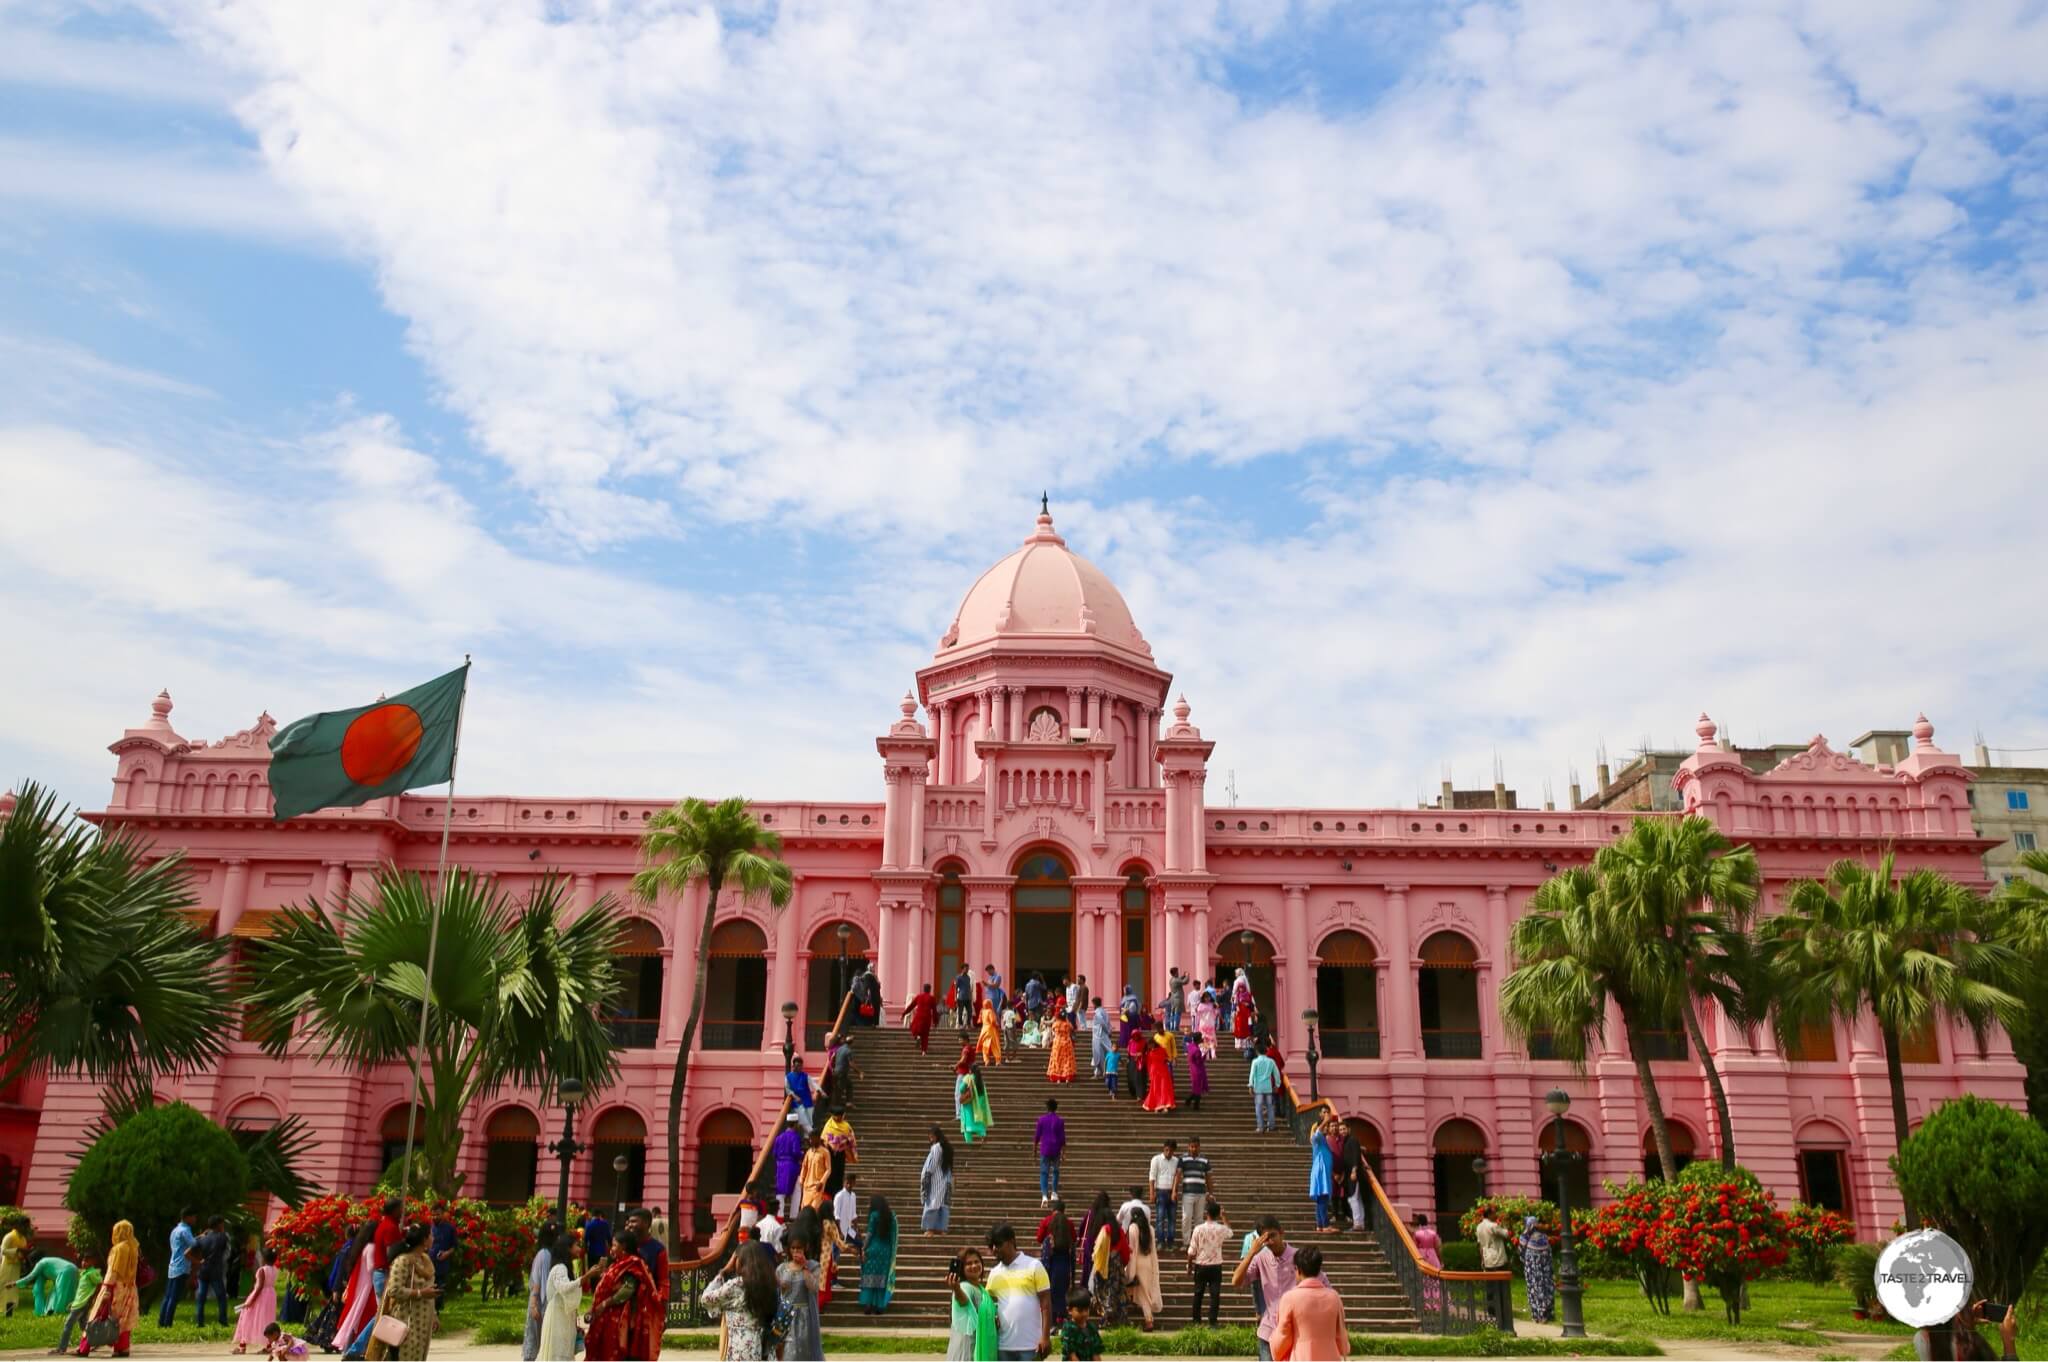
[984,1222,1051,1361]
[833,1174,859,1244]
[1118,1184,1148,1231]
[1148,1138,1183,1248]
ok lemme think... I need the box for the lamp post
[780,999,800,1068]
[836,921,853,1017]
[1544,1088,1586,1338]
[1302,1008,1321,1101]
[1471,1154,1488,1193]
[550,1076,584,1223]
[612,1152,631,1223]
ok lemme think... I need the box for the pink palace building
[15,508,2027,1240]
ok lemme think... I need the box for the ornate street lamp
[1301,1008,1321,1101]
[836,921,853,1013]
[612,1151,631,1222]
[780,999,800,1068]
[1544,1088,1586,1338]
[1471,1154,1488,1193]
[550,1076,584,1222]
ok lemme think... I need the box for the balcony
[1632,1029,1689,1062]
[1422,1029,1483,1059]
[1320,1029,1381,1059]
[702,1021,765,1051]
[606,1018,660,1049]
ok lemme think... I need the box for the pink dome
[941,510,1150,657]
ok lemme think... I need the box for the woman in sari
[1045,1012,1076,1083]
[584,1232,664,1361]
[1185,1041,1210,1112]
[920,1127,954,1235]
[1230,970,1254,1049]
[521,1223,557,1362]
[945,1248,997,1362]
[821,1108,858,1197]
[537,1252,581,1362]
[814,1214,849,1311]
[857,1199,898,1316]
[1140,1037,1176,1114]
[702,1241,777,1362]
[977,1000,1003,1066]
[1520,1216,1555,1324]
[372,1223,438,1361]
[1412,1215,1444,1311]
[75,1219,138,1359]
[1124,1208,1160,1332]
[329,1219,380,1357]
[955,1068,987,1143]
[1087,1214,1128,1327]
[776,1233,824,1362]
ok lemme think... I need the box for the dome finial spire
[1040,489,1049,516]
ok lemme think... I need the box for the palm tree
[242,867,628,1194]
[632,797,793,1249]
[1761,852,2022,1225]
[0,780,230,1085]
[1595,815,1762,1170]
[1500,865,1691,1181]
[1993,849,2048,1125]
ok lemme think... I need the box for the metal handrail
[669,983,857,1322]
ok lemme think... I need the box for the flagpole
[379,654,469,1347]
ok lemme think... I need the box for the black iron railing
[1422,1029,1483,1059]
[1632,1029,1689,1061]
[606,1017,659,1049]
[1321,1028,1381,1059]
[702,1020,764,1051]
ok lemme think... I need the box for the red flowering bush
[1780,1202,1855,1285]
[1579,1180,1678,1313]
[266,1193,517,1299]
[1647,1178,1791,1323]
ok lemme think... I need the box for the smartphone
[1979,1303,2010,1325]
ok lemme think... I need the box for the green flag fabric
[266,664,469,821]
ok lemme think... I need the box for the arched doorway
[378,1104,426,1179]
[590,1108,648,1218]
[704,919,769,1050]
[1217,930,1278,1024]
[1344,1117,1386,1184]
[1795,1122,1853,1216]
[1120,868,1150,1001]
[1537,1119,1593,1214]
[1418,932,1482,1059]
[693,1109,755,1235]
[1642,1122,1697,1182]
[1315,930,1380,1058]
[806,920,872,1048]
[933,864,966,994]
[482,1107,541,1206]
[1432,1118,1489,1224]
[609,919,664,1049]
[1012,851,1074,994]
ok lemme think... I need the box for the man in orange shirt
[1271,1246,1347,1360]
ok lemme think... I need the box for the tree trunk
[1625,1008,1702,1310]
[1881,1016,1917,1229]
[1677,990,1737,1170]
[668,870,724,1255]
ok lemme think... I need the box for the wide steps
[817,1023,1418,1331]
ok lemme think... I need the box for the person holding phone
[1230,1216,1304,1362]
[1914,1299,2019,1360]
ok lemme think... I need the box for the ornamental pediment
[1762,736,1881,782]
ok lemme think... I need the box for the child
[262,1321,310,1360]
[1060,1290,1104,1360]
[1103,1045,1118,1099]
[1021,1014,1043,1049]
[1001,1006,1020,1051]
[834,1172,861,1247]
[56,1255,102,1355]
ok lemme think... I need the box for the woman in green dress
[857,1198,899,1315]
[372,1223,438,1360]
[945,1247,998,1361]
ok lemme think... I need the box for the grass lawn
[661,1325,1656,1355]
[1575,1278,1915,1348]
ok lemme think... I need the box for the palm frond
[233,1113,325,1208]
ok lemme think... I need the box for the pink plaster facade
[16,510,2026,1240]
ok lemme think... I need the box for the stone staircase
[819,1021,1418,1331]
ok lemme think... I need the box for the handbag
[371,1313,409,1347]
[85,1310,120,1349]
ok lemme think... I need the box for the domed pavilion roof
[938,507,1151,659]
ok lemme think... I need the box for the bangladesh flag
[267,664,469,821]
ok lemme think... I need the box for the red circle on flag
[341,704,425,786]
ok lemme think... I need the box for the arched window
[1795,1123,1853,1216]
[483,1107,541,1206]
[1537,1119,1593,1213]
[378,1105,427,1179]
[1432,1118,1489,1224]
[590,1108,648,1215]
[806,920,871,1048]
[610,919,664,1049]
[226,1097,282,1133]
[933,865,966,995]
[1121,869,1150,1000]
[1217,930,1277,1023]
[1012,852,1074,994]
[1418,933,1482,1059]
[694,1109,756,1234]
[1643,1122,1698,1182]
[704,919,769,1050]
[1315,931,1380,1058]
[1781,1018,1837,1063]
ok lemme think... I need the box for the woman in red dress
[906,984,938,1055]
[1140,1036,1176,1113]
[582,1235,664,1361]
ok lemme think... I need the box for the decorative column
[665,883,702,1044]
[1087,688,1104,734]
[1193,902,1211,980]
[1383,885,1418,1059]
[217,859,251,938]
[769,875,804,1048]
[1191,772,1208,871]
[934,701,951,786]
[908,768,928,868]
[1282,883,1312,1059]
[572,873,597,919]
[1008,686,1027,742]
[905,896,929,995]
[322,860,347,913]
[986,686,1005,749]
[1143,706,1159,788]
[1479,885,1509,1054]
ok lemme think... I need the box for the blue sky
[3,0,2047,814]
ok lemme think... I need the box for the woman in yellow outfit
[977,1000,1003,1066]
[78,1220,139,1357]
